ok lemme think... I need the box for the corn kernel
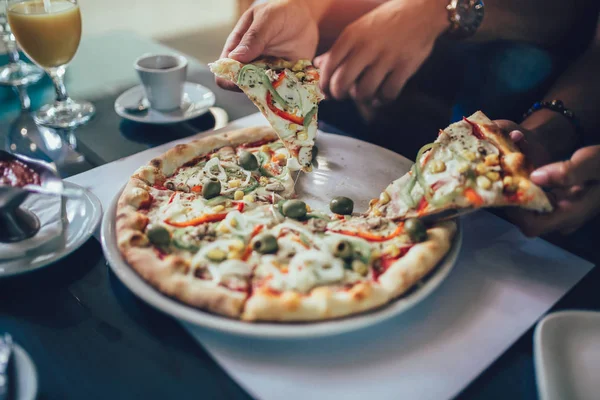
[297,132,308,141]
[217,224,230,233]
[486,171,500,181]
[234,190,244,200]
[259,176,269,186]
[429,160,446,174]
[518,178,530,191]
[243,194,255,203]
[260,144,271,153]
[212,205,225,212]
[458,163,470,174]
[372,208,382,217]
[383,244,400,258]
[230,218,238,227]
[289,124,298,131]
[306,204,312,213]
[276,153,286,162]
[485,154,500,166]
[228,179,241,188]
[476,175,492,190]
[230,240,245,252]
[379,191,391,205]
[503,176,517,192]
[352,260,369,276]
[475,163,488,175]
[464,151,477,161]
[295,71,305,80]
[207,248,226,262]
[292,60,305,71]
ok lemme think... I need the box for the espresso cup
[134,54,188,111]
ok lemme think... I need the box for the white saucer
[11,344,38,400]
[535,310,600,400]
[0,182,102,278]
[114,82,216,124]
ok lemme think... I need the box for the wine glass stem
[48,66,69,102]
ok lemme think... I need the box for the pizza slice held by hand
[369,111,553,220]
[209,57,324,172]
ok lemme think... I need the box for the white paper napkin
[0,194,64,260]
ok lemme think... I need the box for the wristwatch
[446,0,485,39]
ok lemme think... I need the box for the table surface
[0,31,599,400]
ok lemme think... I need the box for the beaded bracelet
[522,100,585,146]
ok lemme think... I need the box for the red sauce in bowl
[0,159,41,187]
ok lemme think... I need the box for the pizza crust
[241,221,457,322]
[242,282,390,322]
[379,221,456,298]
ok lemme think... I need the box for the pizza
[209,57,324,172]
[368,111,553,220]
[116,126,457,321]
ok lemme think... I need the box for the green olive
[146,225,171,246]
[330,196,354,215]
[202,178,221,199]
[404,218,427,242]
[282,200,308,220]
[333,240,354,260]
[253,234,279,254]
[239,151,259,171]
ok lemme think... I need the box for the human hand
[507,146,600,236]
[314,0,447,103]
[216,0,320,91]
[494,120,554,168]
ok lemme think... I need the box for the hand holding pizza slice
[369,111,553,220]
[209,57,324,172]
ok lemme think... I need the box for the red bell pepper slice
[463,117,485,140]
[330,224,403,242]
[165,212,228,227]
[464,188,484,207]
[266,72,304,125]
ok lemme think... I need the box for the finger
[221,10,255,59]
[319,33,355,96]
[329,49,370,100]
[229,16,271,63]
[509,130,525,143]
[352,62,390,102]
[531,146,600,187]
[377,66,408,103]
[494,120,522,134]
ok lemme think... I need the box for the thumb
[530,146,600,187]
[229,20,268,63]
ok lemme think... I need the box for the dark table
[0,32,598,400]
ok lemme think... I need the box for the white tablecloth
[68,113,595,400]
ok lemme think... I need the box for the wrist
[424,0,452,37]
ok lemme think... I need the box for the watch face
[454,0,484,35]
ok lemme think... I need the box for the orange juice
[7,0,82,69]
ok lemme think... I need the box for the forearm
[522,26,600,161]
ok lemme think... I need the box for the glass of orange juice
[6,0,94,128]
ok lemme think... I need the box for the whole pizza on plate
[114,58,550,322]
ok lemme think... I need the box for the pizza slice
[369,111,553,220]
[209,57,324,172]
[241,205,456,321]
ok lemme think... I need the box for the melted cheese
[266,250,345,293]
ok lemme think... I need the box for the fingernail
[509,130,524,142]
[530,169,548,184]
[229,44,249,56]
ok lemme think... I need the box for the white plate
[101,132,462,339]
[535,310,600,400]
[114,82,216,124]
[10,343,38,400]
[0,182,102,278]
